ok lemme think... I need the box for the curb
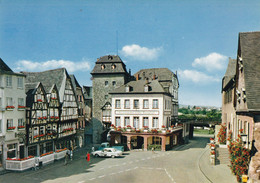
[198,147,213,183]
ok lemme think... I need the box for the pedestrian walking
[92,146,95,152]
[70,149,73,161]
[64,151,69,165]
[34,158,39,171]
[86,152,90,162]
[151,147,155,153]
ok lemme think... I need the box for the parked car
[92,148,123,158]
[98,142,124,152]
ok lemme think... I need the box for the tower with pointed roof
[91,55,131,143]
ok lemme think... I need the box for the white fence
[5,151,66,171]
[39,153,55,165]
[6,158,35,171]
[54,150,67,160]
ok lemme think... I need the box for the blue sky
[1,0,260,107]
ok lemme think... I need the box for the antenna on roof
[116,30,118,56]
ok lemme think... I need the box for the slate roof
[110,80,171,96]
[238,31,260,110]
[22,68,67,93]
[222,58,236,90]
[134,68,176,81]
[70,74,81,89]
[0,58,25,76]
[91,55,128,75]
[0,58,13,73]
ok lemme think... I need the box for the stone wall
[92,74,126,144]
[249,123,260,182]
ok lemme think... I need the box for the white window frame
[17,77,23,89]
[115,117,121,127]
[6,75,12,88]
[153,99,158,109]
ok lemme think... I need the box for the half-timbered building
[23,68,78,153]
[25,82,51,156]
[70,74,85,148]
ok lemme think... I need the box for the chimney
[153,74,156,80]
[136,74,139,81]
[129,69,131,76]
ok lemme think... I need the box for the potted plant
[126,125,131,132]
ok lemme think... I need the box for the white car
[92,148,123,158]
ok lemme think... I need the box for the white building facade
[0,59,26,169]
[109,80,183,151]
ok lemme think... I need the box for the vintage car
[92,148,123,158]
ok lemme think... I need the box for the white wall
[111,93,172,129]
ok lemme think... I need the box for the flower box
[7,127,16,131]
[18,126,25,130]
[62,128,73,133]
[37,99,43,102]
[6,106,15,110]
[18,105,26,110]
[54,148,67,160]
[162,130,166,134]
[144,129,148,133]
[39,152,54,165]
[126,129,131,132]
[6,156,35,171]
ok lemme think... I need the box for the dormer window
[112,64,116,69]
[236,89,241,103]
[125,85,130,92]
[101,64,106,70]
[242,88,246,102]
[144,85,149,92]
[108,55,113,60]
[238,57,243,71]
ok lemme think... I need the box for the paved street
[0,136,212,183]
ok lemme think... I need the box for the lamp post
[240,133,247,147]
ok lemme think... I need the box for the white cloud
[121,44,162,61]
[15,59,91,73]
[192,52,228,72]
[178,69,220,83]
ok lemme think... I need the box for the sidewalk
[199,146,237,183]
[0,144,93,175]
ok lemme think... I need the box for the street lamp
[240,133,247,144]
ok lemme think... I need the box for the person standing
[64,151,69,165]
[86,152,90,162]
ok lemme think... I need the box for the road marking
[99,167,104,170]
[115,164,119,166]
[78,181,85,183]
[164,168,175,183]
[141,158,145,160]
[89,178,96,181]
[119,171,124,173]
[122,163,126,165]
[156,168,163,170]
[126,168,132,171]
[98,175,105,178]
[110,172,116,175]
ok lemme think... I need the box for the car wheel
[111,155,115,158]
[95,154,99,157]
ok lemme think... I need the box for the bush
[217,124,227,144]
[228,132,251,182]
